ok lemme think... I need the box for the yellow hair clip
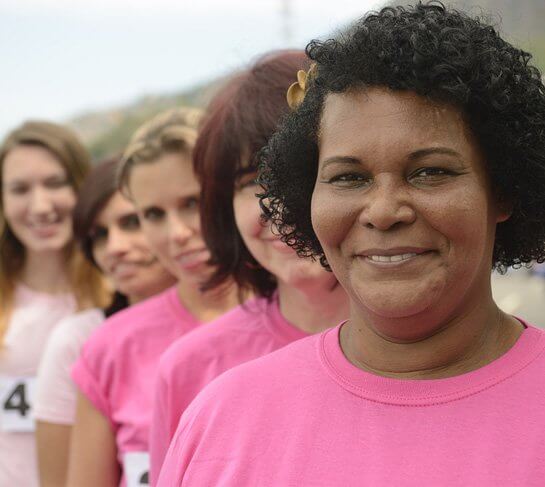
[286,64,316,110]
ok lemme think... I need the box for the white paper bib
[124,451,150,486]
[0,376,36,432]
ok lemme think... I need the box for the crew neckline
[260,293,309,343]
[163,286,202,331]
[319,320,545,406]
[16,282,75,305]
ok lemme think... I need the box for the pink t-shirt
[149,295,308,483]
[34,307,105,424]
[72,286,200,487]
[158,321,545,487]
[0,284,76,487]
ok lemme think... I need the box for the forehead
[318,87,472,161]
[3,145,65,181]
[128,151,199,205]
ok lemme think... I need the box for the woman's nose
[106,227,131,256]
[29,186,54,215]
[169,214,194,245]
[357,178,416,231]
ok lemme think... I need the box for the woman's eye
[183,197,199,210]
[119,214,140,230]
[143,207,165,222]
[327,173,370,186]
[90,227,108,243]
[235,171,259,192]
[236,179,258,191]
[45,178,69,189]
[8,185,28,195]
[409,167,457,181]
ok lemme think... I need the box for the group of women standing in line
[2,2,545,486]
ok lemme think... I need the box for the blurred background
[2,0,545,325]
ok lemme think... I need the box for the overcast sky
[0,0,383,138]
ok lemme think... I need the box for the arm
[36,421,72,487]
[149,367,172,485]
[66,392,120,487]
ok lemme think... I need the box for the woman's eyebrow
[407,147,462,160]
[320,156,361,170]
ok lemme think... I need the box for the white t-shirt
[0,284,75,487]
[34,308,105,425]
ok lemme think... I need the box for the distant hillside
[69,77,227,161]
[69,0,545,160]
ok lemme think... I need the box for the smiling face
[311,88,509,340]
[90,191,175,302]
[127,151,212,285]
[233,171,338,291]
[2,145,77,256]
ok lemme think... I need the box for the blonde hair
[0,120,110,343]
[118,107,203,193]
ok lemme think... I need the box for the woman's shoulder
[158,296,280,372]
[45,308,105,351]
[95,287,177,331]
[188,331,323,408]
[78,287,181,364]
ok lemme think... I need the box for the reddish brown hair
[194,50,309,297]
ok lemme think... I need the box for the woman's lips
[28,220,63,238]
[174,248,210,270]
[357,248,435,267]
[263,237,296,253]
[111,257,158,278]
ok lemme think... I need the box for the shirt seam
[318,328,545,406]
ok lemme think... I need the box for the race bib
[124,451,150,486]
[0,376,36,432]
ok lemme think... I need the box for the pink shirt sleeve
[71,337,114,425]
[34,309,104,425]
[149,362,172,485]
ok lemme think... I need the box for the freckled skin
[311,88,510,342]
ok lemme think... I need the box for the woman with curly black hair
[157,3,545,485]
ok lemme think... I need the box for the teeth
[367,253,417,263]
[30,217,60,227]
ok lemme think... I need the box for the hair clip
[286,64,316,110]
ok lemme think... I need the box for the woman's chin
[354,283,444,321]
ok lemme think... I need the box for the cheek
[91,245,108,274]
[129,233,154,257]
[423,186,494,252]
[139,222,167,252]
[2,195,25,223]
[311,188,355,252]
[233,197,263,241]
[57,188,77,213]
[189,212,203,235]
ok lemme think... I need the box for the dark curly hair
[258,1,545,271]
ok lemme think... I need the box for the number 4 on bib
[4,383,30,417]
[0,377,36,432]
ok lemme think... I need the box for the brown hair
[73,156,121,264]
[118,107,203,194]
[193,50,309,297]
[72,156,129,316]
[0,120,109,342]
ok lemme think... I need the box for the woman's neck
[19,249,71,294]
[176,279,242,323]
[341,294,524,380]
[277,278,349,334]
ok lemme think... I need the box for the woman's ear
[495,196,513,223]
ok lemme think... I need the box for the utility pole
[280,0,294,46]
